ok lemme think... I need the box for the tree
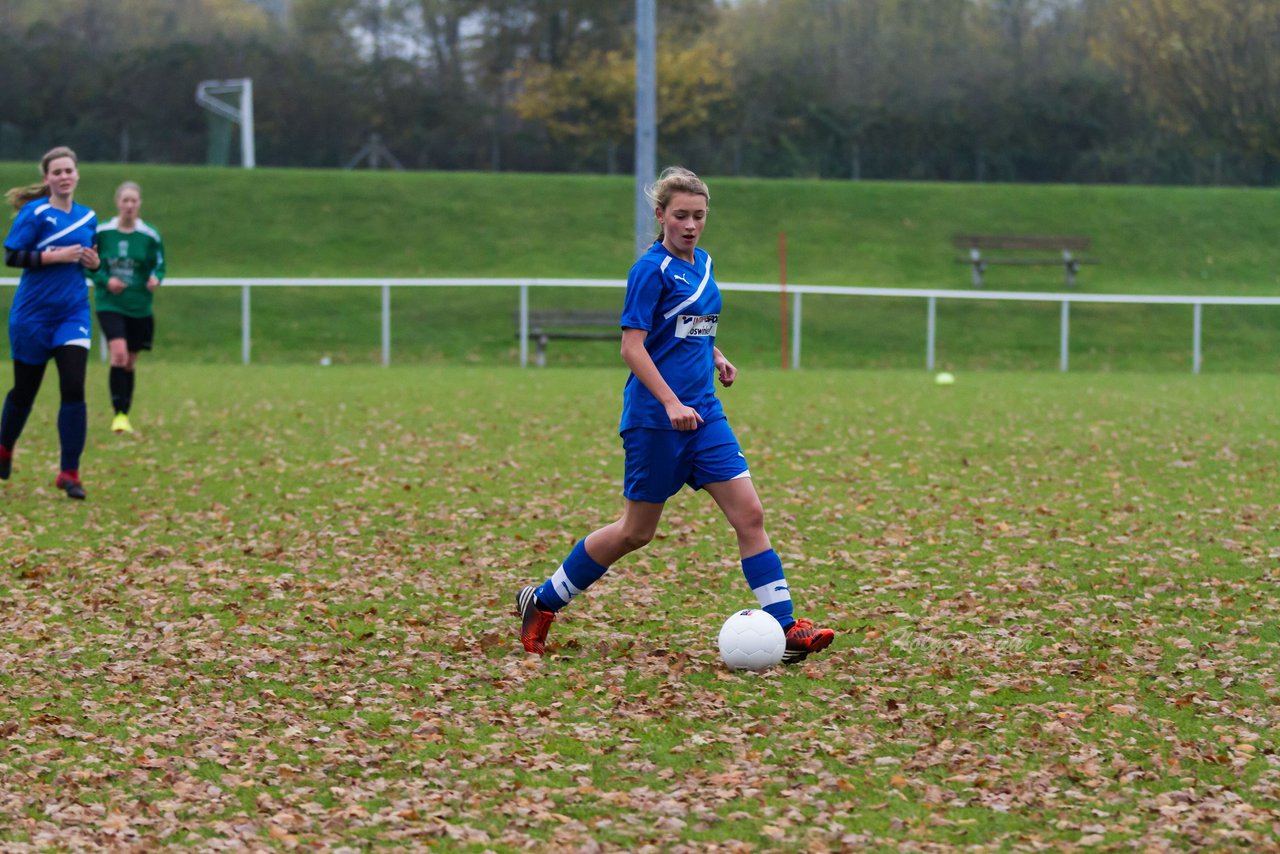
[1092,0,1280,174]
[511,37,734,173]
[0,0,1260,182]
[714,0,975,178]
[9,0,271,50]
[467,0,718,171]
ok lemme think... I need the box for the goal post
[195,78,256,168]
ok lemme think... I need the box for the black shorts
[97,312,155,352]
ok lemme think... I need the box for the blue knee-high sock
[1,392,33,450]
[57,401,87,472]
[534,539,610,612]
[742,548,794,629]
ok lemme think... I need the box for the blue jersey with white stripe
[619,241,725,432]
[5,198,96,324]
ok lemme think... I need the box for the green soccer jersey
[91,217,166,318]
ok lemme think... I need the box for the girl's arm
[5,245,84,267]
[712,346,737,387]
[5,247,42,268]
[621,327,703,431]
[152,234,166,283]
[87,254,111,287]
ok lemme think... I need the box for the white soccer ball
[718,609,786,671]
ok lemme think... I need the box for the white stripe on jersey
[37,210,95,249]
[663,256,713,320]
[98,216,161,242]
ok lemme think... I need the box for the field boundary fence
[3,277,1278,372]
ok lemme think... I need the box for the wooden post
[779,231,789,369]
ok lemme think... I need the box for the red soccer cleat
[782,618,834,664]
[516,586,555,655]
[55,470,86,500]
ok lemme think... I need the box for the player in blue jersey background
[1,146,101,499]
[517,166,835,663]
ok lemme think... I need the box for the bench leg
[536,335,548,368]
[970,249,984,287]
[1063,251,1079,288]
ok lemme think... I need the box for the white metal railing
[3,277,1279,371]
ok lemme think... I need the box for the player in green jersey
[90,181,165,434]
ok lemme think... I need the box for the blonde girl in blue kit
[516,166,835,663]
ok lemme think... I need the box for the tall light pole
[634,0,657,258]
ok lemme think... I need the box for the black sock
[109,366,130,414]
[0,392,33,449]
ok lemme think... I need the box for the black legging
[8,345,88,407]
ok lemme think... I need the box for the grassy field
[1,365,1278,849]
[1,164,1278,370]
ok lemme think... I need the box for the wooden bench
[516,309,619,366]
[953,234,1098,288]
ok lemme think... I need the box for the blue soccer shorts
[621,418,751,503]
[10,308,93,364]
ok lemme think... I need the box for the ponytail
[5,182,47,211]
[6,146,78,210]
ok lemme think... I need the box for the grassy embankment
[1,163,1277,371]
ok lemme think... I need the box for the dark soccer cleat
[55,471,86,500]
[0,446,11,481]
[516,585,555,655]
[782,618,834,664]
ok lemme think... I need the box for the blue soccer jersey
[619,241,725,432]
[5,199,97,325]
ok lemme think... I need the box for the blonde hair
[115,180,141,202]
[6,146,78,210]
[645,165,709,212]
